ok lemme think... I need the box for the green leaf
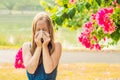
[119,29,120,33]
[117,0,120,4]
[56,7,64,16]
[76,2,84,12]
[95,0,101,6]
[67,7,76,19]
[111,28,120,43]
[85,2,91,10]
[62,0,69,4]
[55,16,63,25]
[64,4,68,8]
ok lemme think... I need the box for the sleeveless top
[26,63,58,80]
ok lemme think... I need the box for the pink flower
[90,44,94,50]
[78,21,96,49]
[90,13,96,21]
[14,48,25,69]
[104,37,106,41]
[82,37,91,48]
[96,8,113,25]
[95,44,101,50]
[96,12,105,25]
[84,22,94,33]
[104,8,113,14]
[78,35,83,42]
[102,17,115,34]
[96,8,115,34]
[69,0,76,4]
[93,36,98,42]
[112,0,117,5]
[78,34,91,48]
[78,7,116,50]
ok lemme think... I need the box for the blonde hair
[31,12,55,56]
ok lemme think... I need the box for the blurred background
[0,0,120,80]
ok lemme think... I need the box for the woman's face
[35,20,49,34]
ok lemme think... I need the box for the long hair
[31,12,55,56]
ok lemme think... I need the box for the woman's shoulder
[54,42,62,49]
[22,42,31,48]
[22,42,31,53]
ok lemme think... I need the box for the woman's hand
[42,31,51,47]
[34,31,42,48]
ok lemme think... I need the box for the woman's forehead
[36,20,48,29]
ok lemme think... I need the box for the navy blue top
[26,63,57,80]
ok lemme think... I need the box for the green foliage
[111,28,120,44]
[40,0,88,29]
[55,16,64,25]
[40,0,120,47]
[67,7,76,19]
[117,0,120,4]
[76,2,84,12]
[85,2,91,10]
[111,7,120,44]
[40,0,116,30]
[95,0,101,6]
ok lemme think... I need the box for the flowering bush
[14,48,25,69]
[40,0,120,50]
[78,4,120,50]
[78,8,115,50]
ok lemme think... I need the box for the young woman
[22,12,62,80]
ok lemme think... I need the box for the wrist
[43,45,48,49]
[43,42,49,47]
[37,44,42,48]
[37,46,42,50]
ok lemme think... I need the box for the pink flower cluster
[96,8,115,34]
[78,22,101,50]
[14,48,25,69]
[78,8,115,50]
[112,0,117,5]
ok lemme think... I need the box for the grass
[0,63,120,80]
[0,14,33,47]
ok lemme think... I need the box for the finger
[35,38,38,43]
[43,31,50,37]
[35,31,39,38]
[38,35,42,43]
[43,33,50,42]
[43,32,50,38]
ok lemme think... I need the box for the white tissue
[39,30,43,37]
